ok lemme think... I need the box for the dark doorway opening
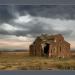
[44,43,49,56]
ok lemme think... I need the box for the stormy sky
[0,5,75,50]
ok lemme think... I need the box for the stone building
[29,34,70,58]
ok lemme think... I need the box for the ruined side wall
[48,41,70,58]
[53,35,70,58]
[29,44,35,56]
[34,43,42,56]
[54,34,64,43]
[57,41,70,58]
[29,37,43,56]
[49,43,58,57]
[62,42,70,57]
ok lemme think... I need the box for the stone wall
[29,34,71,58]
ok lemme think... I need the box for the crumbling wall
[29,34,71,58]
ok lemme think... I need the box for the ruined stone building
[29,34,70,58]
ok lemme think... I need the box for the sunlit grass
[0,52,75,70]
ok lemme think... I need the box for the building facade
[29,34,70,58]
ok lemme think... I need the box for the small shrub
[17,66,28,70]
[55,63,66,70]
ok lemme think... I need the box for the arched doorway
[44,43,49,56]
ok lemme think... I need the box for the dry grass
[0,51,75,70]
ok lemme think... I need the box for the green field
[0,52,75,70]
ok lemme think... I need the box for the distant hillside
[0,48,28,52]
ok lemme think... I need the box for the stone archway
[43,43,49,56]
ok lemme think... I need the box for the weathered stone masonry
[29,34,70,58]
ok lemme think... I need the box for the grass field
[0,51,75,70]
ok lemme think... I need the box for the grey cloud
[0,5,16,23]
[0,5,74,41]
[1,5,75,23]
[15,5,75,20]
[2,21,72,39]
[55,30,73,38]
[0,30,9,35]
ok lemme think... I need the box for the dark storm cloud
[0,29,15,35]
[0,20,72,39]
[15,5,75,19]
[0,29,9,35]
[27,22,54,37]
[55,30,73,37]
[27,24,73,38]
[0,5,75,23]
[0,5,74,40]
[0,5,16,23]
